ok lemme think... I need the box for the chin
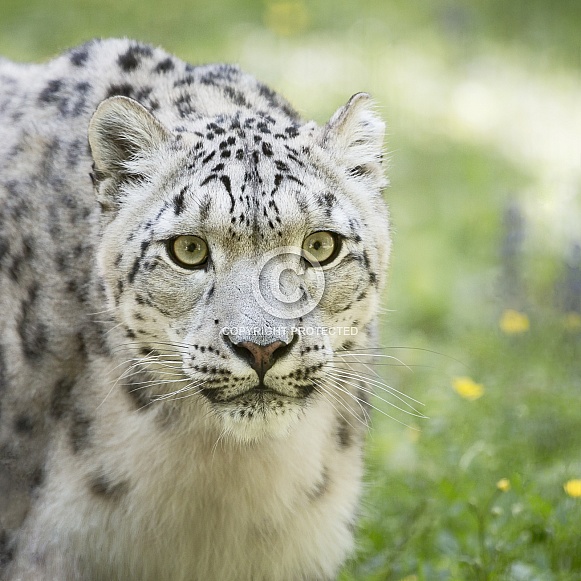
[213,396,307,443]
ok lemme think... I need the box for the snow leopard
[0,39,390,580]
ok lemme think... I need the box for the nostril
[223,336,256,368]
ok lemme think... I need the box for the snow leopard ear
[88,96,171,183]
[321,93,387,189]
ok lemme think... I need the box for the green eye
[302,231,340,265]
[167,235,208,269]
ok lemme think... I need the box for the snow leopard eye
[302,231,341,266]
[167,235,208,269]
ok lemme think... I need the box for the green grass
[1,1,580,578]
[341,320,581,580]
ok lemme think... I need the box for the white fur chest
[20,367,362,581]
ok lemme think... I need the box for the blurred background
[1,0,580,578]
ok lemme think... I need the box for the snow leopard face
[89,93,390,440]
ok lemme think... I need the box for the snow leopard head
[88,90,389,441]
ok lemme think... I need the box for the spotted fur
[0,39,390,580]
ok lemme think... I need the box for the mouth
[200,381,314,404]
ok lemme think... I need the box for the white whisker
[322,375,420,430]
[312,379,370,433]
[325,370,426,418]
[327,366,426,408]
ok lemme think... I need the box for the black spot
[154,57,175,73]
[123,374,153,410]
[0,237,10,262]
[117,44,152,71]
[69,47,89,67]
[66,138,83,167]
[336,416,352,448]
[118,52,139,72]
[50,378,75,419]
[286,175,304,187]
[321,192,336,208]
[70,81,91,116]
[18,284,48,360]
[199,64,240,86]
[362,250,371,269]
[224,86,249,107]
[0,530,14,568]
[38,79,62,104]
[202,151,216,165]
[128,257,141,283]
[175,94,193,118]
[348,165,368,178]
[308,467,330,501]
[346,517,358,534]
[220,175,235,212]
[89,473,129,499]
[199,196,212,221]
[173,186,188,215]
[0,344,7,397]
[174,75,196,87]
[356,386,371,412]
[200,175,217,188]
[297,383,315,398]
[14,414,35,434]
[261,142,273,157]
[134,86,153,103]
[70,407,93,453]
[27,464,45,491]
[257,122,271,134]
[106,83,134,99]
[200,387,223,403]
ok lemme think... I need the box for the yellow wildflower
[452,377,484,400]
[500,309,530,334]
[564,479,581,498]
[496,478,511,492]
[564,312,581,332]
[264,1,309,36]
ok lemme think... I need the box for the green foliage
[343,321,581,580]
[1,1,580,578]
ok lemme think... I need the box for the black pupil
[185,242,198,253]
[313,240,322,251]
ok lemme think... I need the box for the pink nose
[232,340,286,378]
